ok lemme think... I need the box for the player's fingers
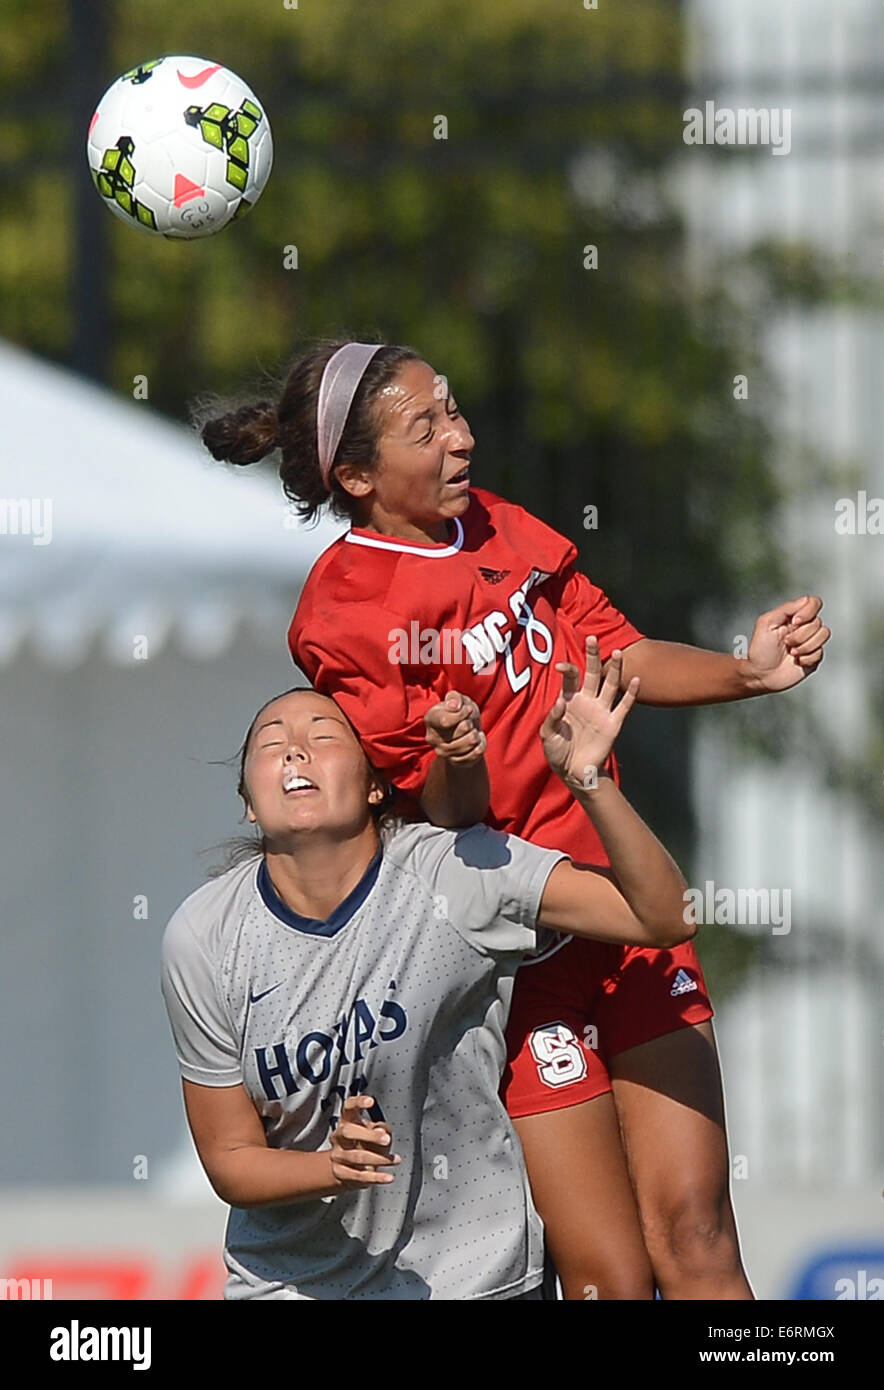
[456,695,479,718]
[761,596,807,627]
[356,1115,393,1140]
[583,635,602,694]
[599,649,623,707]
[427,704,469,731]
[440,727,486,757]
[540,696,566,739]
[448,742,487,766]
[364,1118,393,1138]
[790,594,822,622]
[789,626,830,657]
[612,675,641,724]
[332,1149,399,1174]
[450,711,482,740]
[333,1165,397,1186]
[556,661,580,700]
[341,1094,379,1120]
[444,698,480,728]
[785,617,820,646]
[333,1144,401,1168]
[447,720,471,743]
[336,1097,389,1139]
[796,648,824,670]
[424,707,446,734]
[335,1120,392,1146]
[446,749,485,768]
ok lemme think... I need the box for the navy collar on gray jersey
[257,847,383,937]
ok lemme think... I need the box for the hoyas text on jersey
[253,981,408,1103]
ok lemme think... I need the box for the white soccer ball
[86,55,273,239]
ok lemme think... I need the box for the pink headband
[317,342,384,490]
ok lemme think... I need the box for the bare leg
[514,1092,656,1301]
[610,1021,753,1300]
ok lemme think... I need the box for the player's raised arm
[420,691,490,827]
[537,636,693,949]
[614,595,830,705]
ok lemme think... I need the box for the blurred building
[681,0,884,1294]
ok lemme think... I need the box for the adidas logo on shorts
[670,968,698,997]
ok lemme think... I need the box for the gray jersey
[160,819,567,1301]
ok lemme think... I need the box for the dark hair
[192,336,424,524]
[203,685,407,877]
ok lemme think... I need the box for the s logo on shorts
[528,1022,588,1088]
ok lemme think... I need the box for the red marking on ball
[173,173,206,206]
[88,111,99,136]
[176,64,221,89]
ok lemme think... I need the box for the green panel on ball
[121,58,163,85]
[226,161,247,191]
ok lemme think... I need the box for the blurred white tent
[0,337,343,668]
[0,339,345,1187]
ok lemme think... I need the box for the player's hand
[328,1096,401,1190]
[746,596,830,693]
[540,636,640,791]
[425,692,487,767]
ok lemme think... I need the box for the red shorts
[501,935,714,1118]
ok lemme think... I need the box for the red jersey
[288,487,644,865]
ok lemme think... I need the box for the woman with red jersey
[198,338,830,1300]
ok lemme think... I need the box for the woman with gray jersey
[160,638,694,1300]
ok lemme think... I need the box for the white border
[344,515,464,558]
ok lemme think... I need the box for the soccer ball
[86,56,273,239]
